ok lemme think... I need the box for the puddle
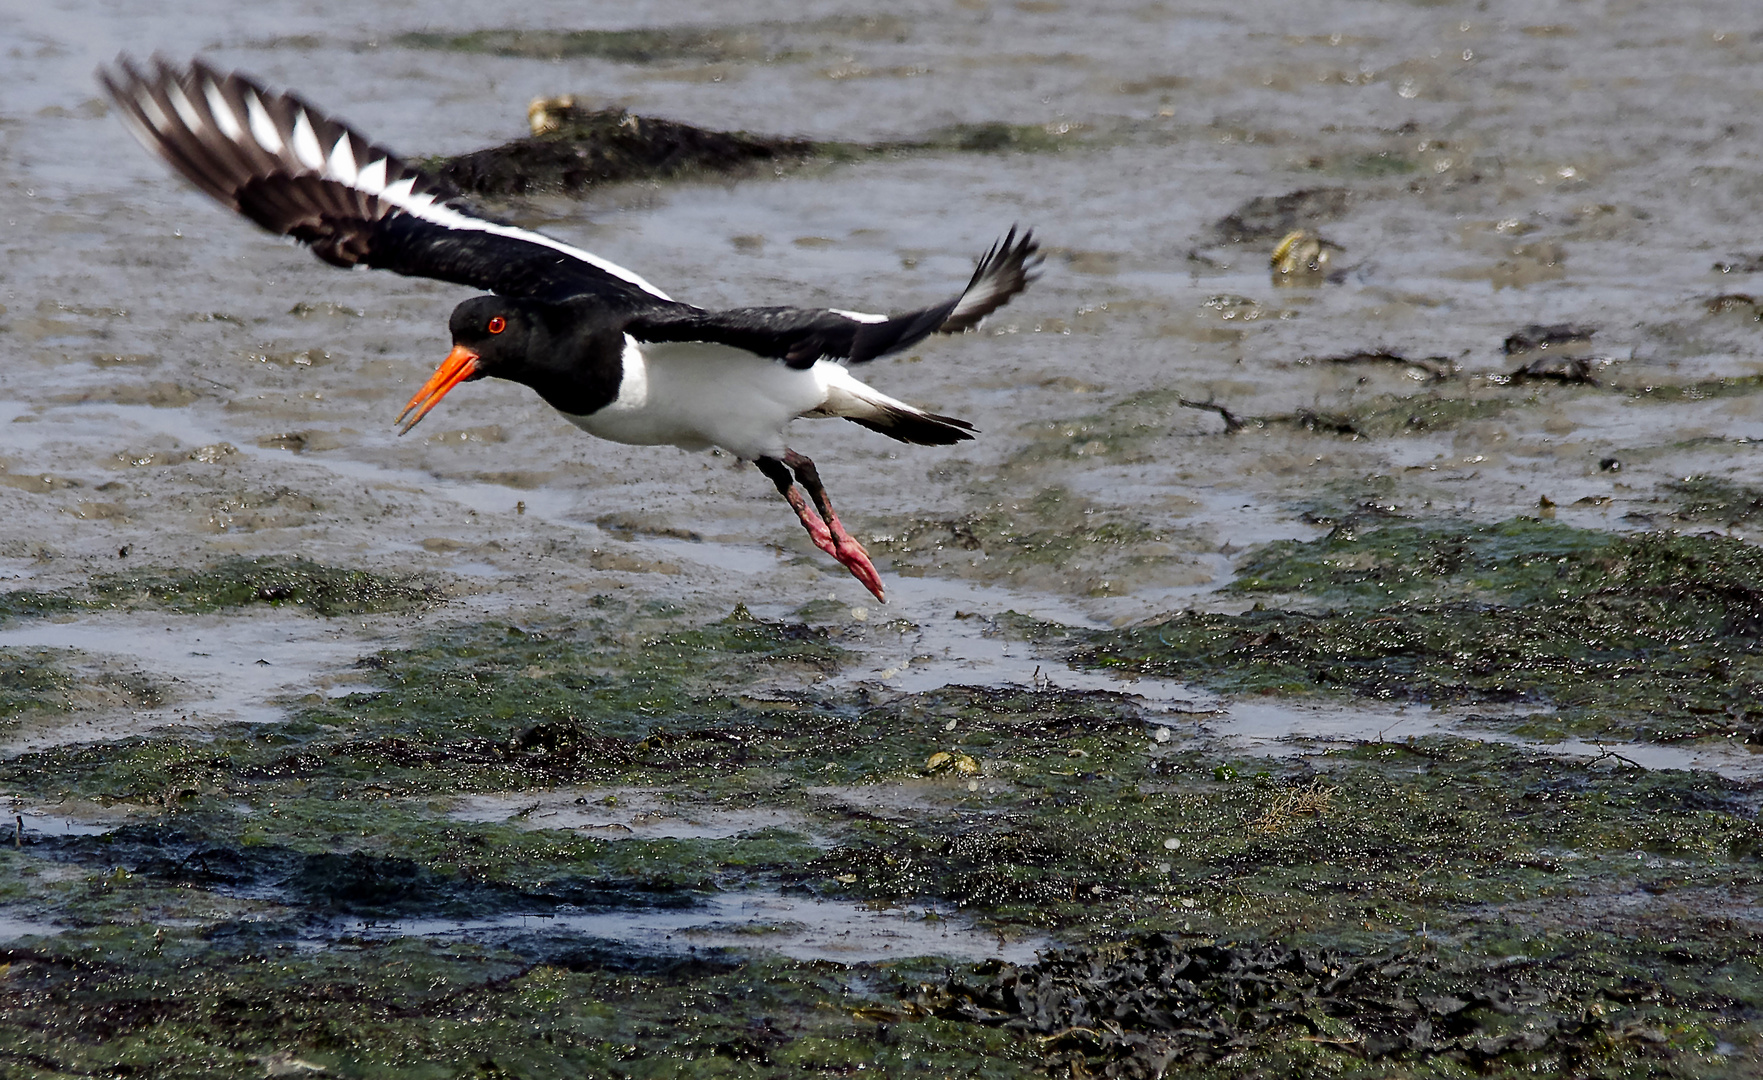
[1469,886,1763,934]
[0,612,382,750]
[450,788,814,839]
[325,890,1043,965]
[2,801,119,838]
[1205,698,1763,780]
[0,913,63,942]
[806,780,982,819]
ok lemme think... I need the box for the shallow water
[450,787,816,839]
[325,890,1045,965]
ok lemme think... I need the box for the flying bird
[99,57,1041,602]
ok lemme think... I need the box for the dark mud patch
[0,557,436,622]
[915,934,1739,1076]
[30,824,695,920]
[1073,518,1763,742]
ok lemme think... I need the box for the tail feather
[815,363,976,445]
[847,403,976,446]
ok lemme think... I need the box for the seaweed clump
[0,556,435,622]
[435,104,814,196]
[914,935,1670,1076]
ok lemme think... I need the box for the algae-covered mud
[6,0,1763,1074]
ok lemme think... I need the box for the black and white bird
[100,57,1041,601]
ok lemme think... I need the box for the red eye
[487,316,506,334]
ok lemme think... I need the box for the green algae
[7,721,1758,1075]
[868,486,1167,595]
[1076,518,1763,741]
[1621,372,1763,403]
[0,648,71,718]
[799,733,1762,932]
[3,589,1762,1074]
[1,608,848,805]
[0,929,1039,1079]
[1673,475,1763,525]
[0,556,435,623]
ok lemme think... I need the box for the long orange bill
[396,345,480,435]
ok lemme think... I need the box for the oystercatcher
[99,57,1042,602]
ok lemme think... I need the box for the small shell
[527,95,579,136]
[1270,228,1340,284]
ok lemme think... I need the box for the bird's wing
[99,56,674,308]
[624,228,1042,369]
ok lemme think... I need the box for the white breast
[562,336,834,460]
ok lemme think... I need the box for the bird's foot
[785,488,840,557]
[783,483,885,602]
[824,511,885,603]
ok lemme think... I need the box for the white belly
[561,337,832,460]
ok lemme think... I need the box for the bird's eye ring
[487,316,506,334]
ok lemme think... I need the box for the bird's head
[396,296,545,434]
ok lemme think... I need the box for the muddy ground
[2,0,1762,1075]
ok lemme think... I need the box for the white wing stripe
[291,111,325,169]
[203,79,243,140]
[327,135,358,186]
[356,156,387,194]
[166,81,205,134]
[126,61,674,303]
[245,91,282,153]
[830,308,887,324]
[948,277,1009,321]
[137,91,171,133]
[373,190,673,301]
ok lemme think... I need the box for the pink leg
[781,485,838,557]
[756,454,887,602]
[783,451,885,603]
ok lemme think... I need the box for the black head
[398,294,625,433]
[448,295,548,365]
[396,296,554,434]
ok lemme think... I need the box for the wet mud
[6,0,1763,1073]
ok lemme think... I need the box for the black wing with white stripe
[625,228,1042,368]
[99,56,673,308]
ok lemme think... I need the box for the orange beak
[397,345,481,435]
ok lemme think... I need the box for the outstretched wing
[99,56,673,308]
[624,228,1042,368]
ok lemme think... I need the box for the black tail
[847,403,976,445]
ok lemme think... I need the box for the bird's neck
[499,316,627,417]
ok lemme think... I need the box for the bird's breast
[560,338,827,459]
